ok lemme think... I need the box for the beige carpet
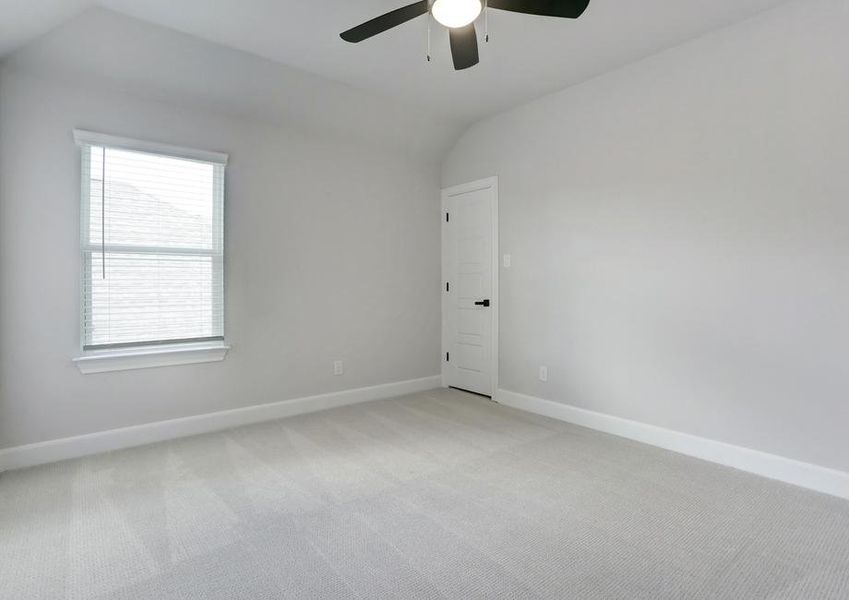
[2,387,848,599]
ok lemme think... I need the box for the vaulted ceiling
[2,0,792,122]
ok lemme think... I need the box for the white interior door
[442,177,498,397]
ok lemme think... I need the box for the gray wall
[443,0,849,472]
[0,13,450,449]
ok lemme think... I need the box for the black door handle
[474,299,491,307]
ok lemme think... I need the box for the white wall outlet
[333,360,344,376]
[538,365,548,382]
[503,254,512,268]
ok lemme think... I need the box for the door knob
[474,299,491,307]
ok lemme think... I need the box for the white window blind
[76,131,226,350]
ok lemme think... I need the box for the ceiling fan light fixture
[431,0,482,29]
[339,0,592,71]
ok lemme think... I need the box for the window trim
[74,341,230,374]
[73,130,229,371]
[72,130,229,165]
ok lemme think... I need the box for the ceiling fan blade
[487,0,591,19]
[449,24,479,70]
[340,1,429,43]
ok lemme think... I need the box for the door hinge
[446,281,449,292]
[445,212,449,222]
[446,352,450,362]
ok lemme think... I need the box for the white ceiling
[0,0,89,56]
[3,0,792,123]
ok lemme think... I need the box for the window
[74,130,227,368]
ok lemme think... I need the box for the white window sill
[74,342,230,374]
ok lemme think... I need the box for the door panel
[442,180,497,397]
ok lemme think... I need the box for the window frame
[72,130,229,373]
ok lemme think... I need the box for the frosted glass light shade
[432,0,482,28]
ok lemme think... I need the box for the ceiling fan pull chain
[484,0,489,42]
[426,8,432,61]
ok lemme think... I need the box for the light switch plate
[503,254,512,268]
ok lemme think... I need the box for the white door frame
[441,176,499,395]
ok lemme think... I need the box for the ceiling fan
[340,0,591,71]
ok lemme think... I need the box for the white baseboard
[496,389,849,501]
[0,376,442,472]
